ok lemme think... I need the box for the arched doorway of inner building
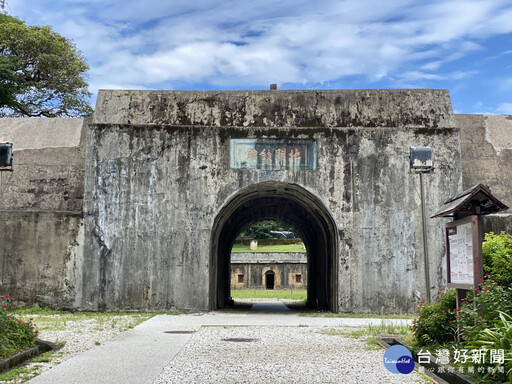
[265,270,275,290]
[210,182,339,312]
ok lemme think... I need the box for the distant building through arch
[210,181,338,311]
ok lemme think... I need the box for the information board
[445,215,483,290]
[447,222,473,285]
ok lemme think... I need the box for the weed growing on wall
[0,294,38,358]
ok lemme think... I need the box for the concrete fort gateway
[1,89,511,314]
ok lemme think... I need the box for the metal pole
[419,172,431,303]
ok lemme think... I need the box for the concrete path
[28,302,413,384]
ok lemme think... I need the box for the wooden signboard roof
[431,184,509,218]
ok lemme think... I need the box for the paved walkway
[28,301,418,384]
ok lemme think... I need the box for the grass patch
[0,367,39,383]
[321,322,413,343]
[231,289,307,301]
[16,309,155,333]
[300,311,414,319]
[31,351,55,363]
[231,243,306,253]
[365,322,412,336]
[365,337,383,350]
[0,367,32,382]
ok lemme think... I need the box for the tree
[0,13,92,117]
[238,220,296,239]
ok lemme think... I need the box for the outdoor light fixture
[0,143,13,171]
[410,146,433,303]
[410,146,433,171]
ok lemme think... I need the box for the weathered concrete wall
[82,89,461,313]
[0,212,84,308]
[94,89,454,128]
[0,118,86,211]
[0,118,87,307]
[457,114,512,232]
[4,96,512,313]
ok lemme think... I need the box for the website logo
[383,345,415,374]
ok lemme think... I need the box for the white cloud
[471,101,512,115]
[397,71,444,82]
[5,0,512,103]
[497,103,512,114]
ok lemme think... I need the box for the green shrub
[465,311,512,383]
[482,232,512,287]
[412,288,457,346]
[411,231,512,382]
[0,294,38,358]
[458,279,512,342]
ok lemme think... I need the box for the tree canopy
[238,220,296,239]
[0,13,92,117]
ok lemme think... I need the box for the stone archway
[265,270,275,290]
[210,182,339,311]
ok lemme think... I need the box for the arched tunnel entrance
[210,182,339,312]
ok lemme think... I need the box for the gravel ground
[7,315,148,383]
[6,304,423,384]
[154,326,426,384]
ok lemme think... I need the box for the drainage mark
[164,331,196,334]
[221,338,259,343]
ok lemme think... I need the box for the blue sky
[5,0,512,114]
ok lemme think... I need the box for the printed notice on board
[448,222,473,285]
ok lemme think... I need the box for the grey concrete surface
[457,114,512,232]
[82,89,461,314]
[3,93,511,316]
[29,315,194,384]
[92,89,455,127]
[0,118,88,308]
[28,302,413,384]
[0,212,84,308]
[250,301,291,312]
[0,118,84,150]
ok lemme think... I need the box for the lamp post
[410,146,433,303]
